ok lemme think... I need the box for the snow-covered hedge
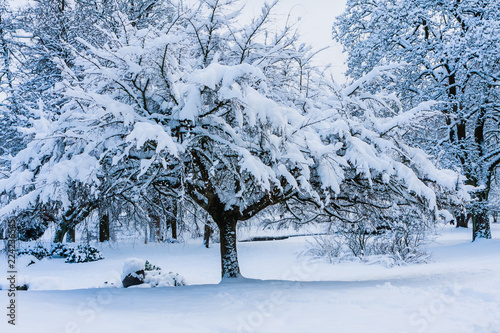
[18,244,50,260]
[18,243,104,263]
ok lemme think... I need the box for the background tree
[334,0,500,240]
[0,0,24,170]
[0,0,178,241]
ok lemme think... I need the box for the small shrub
[370,225,431,264]
[50,243,73,258]
[306,219,432,266]
[144,260,161,271]
[18,244,50,260]
[18,243,104,263]
[65,244,104,263]
[304,235,345,264]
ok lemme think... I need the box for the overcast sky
[243,0,348,83]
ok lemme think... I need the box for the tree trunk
[152,214,161,242]
[469,190,492,239]
[99,213,110,242]
[171,215,178,239]
[148,220,156,243]
[172,201,179,239]
[54,203,96,243]
[203,223,213,248]
[66,227,75,243]
[470,107,491,242]
[53,221,68,243]
[166,201,178,240]
[456,213,468,228]
[472,207,491,241]
[217,218,241,279]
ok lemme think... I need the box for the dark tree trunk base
[171,220,177,240]
[203,223,213,248]
[472,211,491,241]
[99,213,110,242]
[456,213,468,228]
[66,227,75,243]
[53,222,68,243]
[218,218,241,279]
[167,202,178,240]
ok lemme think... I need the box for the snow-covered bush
[18,244,50,260]
[18,243,104,263]
[370,225,431,264]
[144,270,186,287]
[307,216,433,266]
[338,222,376,258]
[50,243,73,258]
[144,260,161,271]
[304,235,345,264]
[144,259,185,286]
[64,244,104,263]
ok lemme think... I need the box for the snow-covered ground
[2,224,500,333]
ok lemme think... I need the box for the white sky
[243,0,348,83]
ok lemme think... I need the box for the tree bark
[216,218,241,279]
[470,107,491,241]
[472,188,491,241]
[53,203,96,243]
[99,213,110,242]
[171,214,178,239]
[456,213,468,228]
[203,223,213,248]
[152,214,161,242]
[166,201,178,240]
[53,220,68,243]
[66,227,75,243]
[472,209,491,241]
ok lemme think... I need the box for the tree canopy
[0,0,470,278]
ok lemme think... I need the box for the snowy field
[2,224,500,333]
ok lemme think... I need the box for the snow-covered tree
[334,0,500,240]
[0,0,24,164]
[0,0,176,242]
[0,0,467,279]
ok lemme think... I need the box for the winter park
[1,0,500,332]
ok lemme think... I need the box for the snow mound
[144,270,186,287]
[121,257,146,281]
